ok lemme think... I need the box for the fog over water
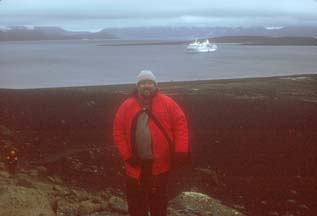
[1,39,317,89]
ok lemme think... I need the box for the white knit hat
[137,70,157,84]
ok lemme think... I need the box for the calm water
[1,39,317,89]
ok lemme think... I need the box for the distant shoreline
[97,36,317,46]
[1,73,317,93]
[2,36,317,46]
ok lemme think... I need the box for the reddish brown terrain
[1,74,316,215]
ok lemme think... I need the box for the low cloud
[1,0,317,29]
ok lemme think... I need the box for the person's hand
[126,156,141,167]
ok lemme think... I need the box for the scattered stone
[87,211,125,216]
[194,167,213,175]
[99,190,112,200]
[70,188,91,201]
[77,200,102,216]
[56,199,79,216]
[0,170,10,178]
[0,125,13,136]
[15,178,35,188]
[15,173,34,185]
[286,199,297,204]
[47,176,55,182]
[29,169,39,177]
[47,175,64,184]
[53,185,71,196]
[289,190,297,195]
[36,166,47,174]
[100,201,109,211]
[268,211,279,216]
[297,204,309,210]
[167,207,183,216]
[108,196,128,213]
[0,185,55,216]
[87,101,96,107]
[232,204,245,210]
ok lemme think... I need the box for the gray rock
[70,188,92,201]
[15,173,32,181]
[289,190,297,195]
[297,204,309,210]
[29,169,40,177]
[0,185,55,216]
[100,201,109,211]
[108,196,128,213]
[88,211,126,216]
[47,175,64,184]
[56,199,79,216]
[0,170,10,178]
[169,191,245,216]
[167,207,183,216]
[77,200,101,216]
[53,185,71,196]
[15,178,35,188]
[286,199,296,204]
[98,190,112,200]
[0,125,13,136]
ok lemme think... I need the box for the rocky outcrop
[0,162,245,216]
[169,192,244,216]
[0,185,55,216]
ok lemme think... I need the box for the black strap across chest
[132,96,175,159]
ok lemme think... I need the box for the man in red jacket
[113,70,190,216]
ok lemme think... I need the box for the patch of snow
[24,25,35,30]
[0,26,11,32]
[265,26,284,30]
[280,76,309,81]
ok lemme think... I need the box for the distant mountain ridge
[213,36,317,46]
[105,26,317,40]
[0,26,117,41]
[1,26,317,45]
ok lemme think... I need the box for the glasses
[138,80,156,87]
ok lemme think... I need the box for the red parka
[113,90,188,179]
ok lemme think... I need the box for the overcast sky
[1,0,317,31]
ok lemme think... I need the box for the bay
[1,39,317,89]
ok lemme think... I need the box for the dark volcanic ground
[1,74,317,216]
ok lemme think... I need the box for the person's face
[137,80,156,98]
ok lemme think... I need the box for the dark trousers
[126,163,169,216]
